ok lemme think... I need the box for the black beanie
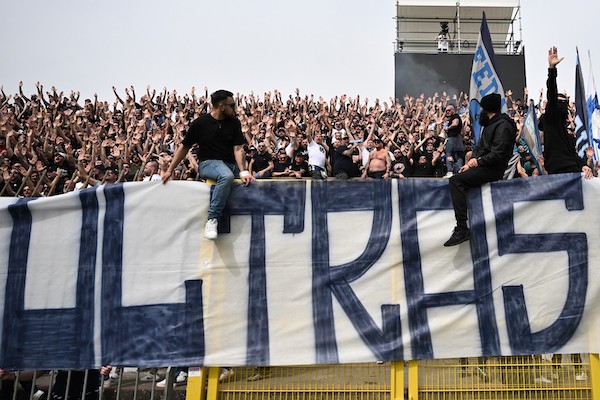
[480,93,501,113]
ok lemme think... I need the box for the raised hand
[548,46,564,68]
[586,146,595,159]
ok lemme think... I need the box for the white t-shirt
[285,142,296,158]
[332,128,346,136]
[361,147,372,168]
[308,140,327,169]
[331,128,346,147]
[143,174,162,182]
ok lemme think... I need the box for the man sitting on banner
[162,89,254,240]
[539,46,593,179]
[444,93,516,247]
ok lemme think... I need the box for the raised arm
[162,144,191,183]
[361,152,373,178]
[546,46,563,108]
[112,86,125,106]
[234,144,254,186]
[18,81,30,103]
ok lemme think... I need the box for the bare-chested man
[361,138,392,179]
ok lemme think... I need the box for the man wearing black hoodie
[444,93,516,246]
[540,46,593,178]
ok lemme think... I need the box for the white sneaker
[576,372,588,381]
[535,376,552,384]
[205,218,218,240]
[103,377,116,388]
[156,378,168,388]
[157,372,186,389]
[32,390,45,400]
[140,371,160,382]
[219,368,234,382]
[175,371,188,384]
[443,172,454,178]
[247,373,267,381]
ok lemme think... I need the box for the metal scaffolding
[394,0,523,55]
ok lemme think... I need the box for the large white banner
[1,174,600,369]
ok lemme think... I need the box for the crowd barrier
[186,355,600,400]
[7,355,597,400]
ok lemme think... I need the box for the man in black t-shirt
[332,134,359,179]
[52,151,75,178]
[391,147,411,178]
[289,152,309,178]
[250,141,274,178]
[442,104,464,177]
[272,152,291,177]
[411,153,440,177]
[163,90,254,240]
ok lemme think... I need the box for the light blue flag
[521,99,545,174]
[469,12,508,143]
[588,93,599,161]
[586,50,600,162]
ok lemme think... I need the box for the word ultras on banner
[0,175,591,369]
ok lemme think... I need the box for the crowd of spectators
[0,82,594,197]
[0,83,594,393]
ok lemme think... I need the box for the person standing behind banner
[361,138,392,179]
[444,93,516,247]
[539,46,593,179]
[306,118,329,179]
[249,141,274,179]
[142,160,162,182]
[332,133,360,179]
[162,89,254,240]
[442,104,464,177]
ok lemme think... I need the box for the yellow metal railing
[206,364,392,400]
[186,367,208,400]
[187,354,599,400]
[6,357,594,400]
[414,355,593,399]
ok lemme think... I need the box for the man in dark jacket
[540,46,593,178]
[444,93,516,246]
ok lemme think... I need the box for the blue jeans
[199,160,239,220]
[445,136,465,174]
[254,170,272,179]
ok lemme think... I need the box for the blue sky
[1,0,598,103]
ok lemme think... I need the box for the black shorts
[367,171,386,179]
